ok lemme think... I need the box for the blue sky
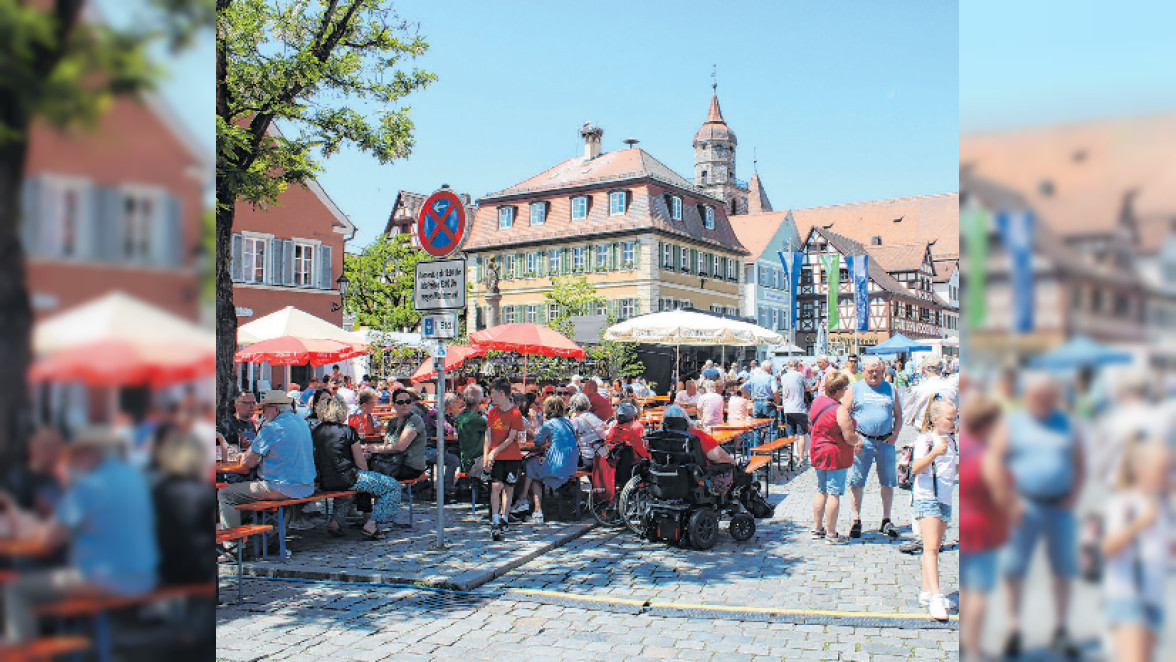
[961,0,1176,132]
[281,0,960,249]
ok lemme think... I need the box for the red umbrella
[468,323,586,358]
[29,340,214,387]
[234,336,368,367]
[411,345,486,383]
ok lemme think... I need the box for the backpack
[897,437,937,493]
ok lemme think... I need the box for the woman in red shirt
[957,393,1013,662]
[808,373,855,543]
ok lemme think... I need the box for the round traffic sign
[417,189,467,258]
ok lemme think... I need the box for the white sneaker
[919,592,955,610]
[510,502,530,515]
[531,514,545,526]
[287,517,316,531]
[928,594,949,621]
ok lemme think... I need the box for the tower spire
[711,64,717,93]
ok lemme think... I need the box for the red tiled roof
[729,211,794,262]
[864,242,931,273]
[807,227,916,300]
[960,115,1176,241]
[790,193,958,262]
[485,148,697,200]
[747,172,772,214]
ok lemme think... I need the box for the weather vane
[711,64,717,92]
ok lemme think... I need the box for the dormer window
[609,191,627,216]
[703,206,715,230]
[530,202,546,226]
[671,196,682,221]
[498,206,514,230]
[571,196,589,221]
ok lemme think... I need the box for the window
[242,237,267,283]
[703,206,715,230]
[548,249,559,274]
[596,244,608,270]
[293,242,316,287]
[572,247,585,272]
[710,305,722,313]
[906,303,914,320]
[527,251,538,275]
[680,247,690,272]
[622,241,635,266]
[498,206,514,229]
[505,306,517,324]
[698,252,707,275]
[662,243,673,267]
[595,301,607,316]
[700,170,708,184]
[713,255,721,276]
[122,190,161,261]
[620,299,634,318]
[726,259,736,280]
[609,191,627,216]
[504,254,516,278]
[526,305,537,323]
[671,196,683,221]
[758,306,768,328]
[530,202,546,226]
[659,297,675,311]
[548,303,560,320]
[571,196,588,221]
[758,265,769,286]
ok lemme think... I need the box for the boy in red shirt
[484,378,525,538]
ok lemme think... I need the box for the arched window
[700,170,708,184]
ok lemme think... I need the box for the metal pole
[435,346,446,548]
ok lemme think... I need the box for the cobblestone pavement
[218,439,960,660]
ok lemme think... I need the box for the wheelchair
[617,428,764,550]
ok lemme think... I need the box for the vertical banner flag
[961,207,989,330]
[777,250,803,329]
[846,255,869,332]
[821,253,841,330]
[995,210,1035,333]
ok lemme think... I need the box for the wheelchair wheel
[618,475,650,535]
[729,512,756,541]
[587,487,622,528]
[687,509,719,550]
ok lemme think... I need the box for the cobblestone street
[217,452,960,661]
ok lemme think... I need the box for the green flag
[962,207,989,330]
[821,253,841,330]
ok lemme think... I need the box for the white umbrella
[604,310,785,383]
[34,290,213,355]
[236,306,357,345]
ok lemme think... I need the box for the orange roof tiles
[486,148,695,199]
[960,115,1176,240]
[694,95,736,144]
[728,211,793,262]
[789,193,958,262]
[865,242,933,273]
[747,172,772,214]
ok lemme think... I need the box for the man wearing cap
[901,355,956,428]
[2,427,159,643]
[218,390,316,532]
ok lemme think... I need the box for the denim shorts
[960,550,998,593]
[1104,598,1164,633]
[1001,500,1077,580]
[847,439,897,488]
[815,468,848,496]
[913,498,951,521]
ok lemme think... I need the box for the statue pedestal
[485,292,501,328]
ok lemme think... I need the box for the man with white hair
[701,360,721,381]
[901,355,957,428]
[740,360,780,419]
[814,355,838,401]
[779,358,810,456]
[838,355,902,538]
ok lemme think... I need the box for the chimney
[580,122,603,160]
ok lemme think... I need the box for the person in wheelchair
[659,405,737,494]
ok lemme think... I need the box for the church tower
[693,75,749,215]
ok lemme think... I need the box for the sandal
[810,528,825,539]
[361,527,387,541]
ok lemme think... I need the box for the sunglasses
[393,399,413,405]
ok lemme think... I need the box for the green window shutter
[672,244,679,270]
[610,243,618,270]
[538,303,547,324]
[690,248,698,274]
[476,256,483,283]
[634,240,641,269]
[561,247,570,273]
[657,241,663,270]
[609,299,620,319]
[537,252,545,277]
[517,252,524,277]
[721,257,729,280]
[634,297,642,315]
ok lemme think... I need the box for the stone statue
[484,259,499,294]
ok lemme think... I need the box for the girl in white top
[911,398,958,621]
[696,380,725,429]
[1100,438,1169,661]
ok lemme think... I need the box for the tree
[216,0,435,419]
[0,0,211,467]
[590,333,644,380]
[343,232,428,331]
[543,275,603,338]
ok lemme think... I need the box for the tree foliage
[215,0,435,419]
[542,275,603,338]
[343,232,428,331]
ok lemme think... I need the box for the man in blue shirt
[218,390,316,531]
[838,356,902,539]
[700,360,721,382]
[740,360,780,419]
[2,427,159,643]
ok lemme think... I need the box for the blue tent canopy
[1029,335,1133,370]
[864,333,933,355]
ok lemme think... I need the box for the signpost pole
[435,344,446,548]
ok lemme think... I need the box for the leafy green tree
[343,232,427,331]
[216,0,435,418]
[542,274,603,338]
[591,332,644,380]
[0,0,211,466]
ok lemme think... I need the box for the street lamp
[331,272,350,312]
